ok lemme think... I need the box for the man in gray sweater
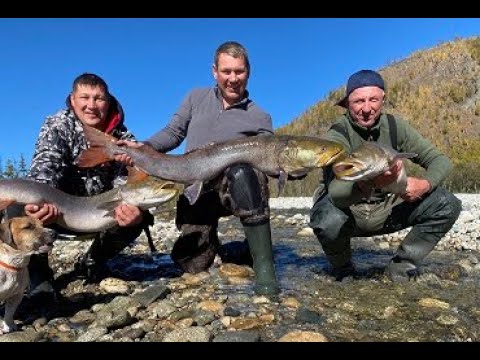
[120,41,278,295]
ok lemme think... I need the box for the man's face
[70,85,110,129]
[213,53,249,106]
[347,86,385,128]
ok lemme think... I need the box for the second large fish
[76,125,346,204]
[332,142,417,195]
[0,173,178,233]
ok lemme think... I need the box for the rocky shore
[1,194,479,342]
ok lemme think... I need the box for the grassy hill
[274,36,480,197]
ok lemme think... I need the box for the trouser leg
[309,193,354,272]
[79,211,152,281]
[171,191,223,273]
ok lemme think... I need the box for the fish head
[333,143,390,181]
[279,137,346,174]
[121,177,179,209]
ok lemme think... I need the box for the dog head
[0,217,54,254]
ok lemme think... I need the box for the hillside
[275,36,480,197]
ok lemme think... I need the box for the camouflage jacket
[28,105,136,196]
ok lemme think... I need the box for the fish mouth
[159,181,176,190]
[333,160,368,179]
[323,148,347,166]
[315,147,347,167]
[158,181,179,201]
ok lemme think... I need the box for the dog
[0,216,53,334]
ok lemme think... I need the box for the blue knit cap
[336,69,385,108]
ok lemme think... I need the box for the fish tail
[76,125,118,167]
[76,148,113,167]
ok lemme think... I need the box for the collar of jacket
[214,85,250,109]
[345,112,386,142]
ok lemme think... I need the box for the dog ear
[0,221,14,246]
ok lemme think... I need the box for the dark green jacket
[322,112,452,208]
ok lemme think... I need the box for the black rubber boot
[218,240,253,267]
[75,218,146,282]
[385,188,462,282]
[385,256,420,282]
[244,222,280,296]
[27,253,56,301]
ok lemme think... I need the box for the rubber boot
[386,188,462,282]
[324,246,355,281]
[27,253,56,302]
[244,222,280,296]
[218,240,253,267]
[75,219,145,282]
[385,230,444,282]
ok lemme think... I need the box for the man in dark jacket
[117,41,279,296]
[2,73,152,297]
[309,69,462,281]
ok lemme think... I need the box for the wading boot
[244,222,280,296]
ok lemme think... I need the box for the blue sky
[1,18,479,164]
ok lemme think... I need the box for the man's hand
[114,140,144,166]
[114,203,143,227]
[372,159,403,188]
[401,177,431,202]
[24,203,59,225]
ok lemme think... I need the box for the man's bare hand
[113,140,144,165]
[401,177,431,202]
[24,203,59,225]
[114,203,143,227]
[373,159,403,188]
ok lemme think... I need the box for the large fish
[76,125,346,204]
[0,173,178,233]
[332,142,417,195]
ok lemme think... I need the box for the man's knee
[420,187,462,223]
[227,164,263,211]
[309,194,350,243]
[226,164,269,225]
[171,224,219,273]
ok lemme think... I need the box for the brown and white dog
[0,216,53,334]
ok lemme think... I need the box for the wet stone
[213,330,261,342]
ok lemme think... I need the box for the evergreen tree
[17,154,28,178]
[3,159,18,179]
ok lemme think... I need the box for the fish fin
[76,125,117,167]
[184,181,203,205]
[83,124,118,144]
[127,166,149,184]
[277,171,287,196]
[96,200,120,213]
[0,199,15,211]
[76,148,112,167]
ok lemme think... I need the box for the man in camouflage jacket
[4,73,152,298]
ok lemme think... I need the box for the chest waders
[311,115,462,281]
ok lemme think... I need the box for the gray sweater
[146,87,273,153]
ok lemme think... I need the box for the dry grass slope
[274,36,480,196]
